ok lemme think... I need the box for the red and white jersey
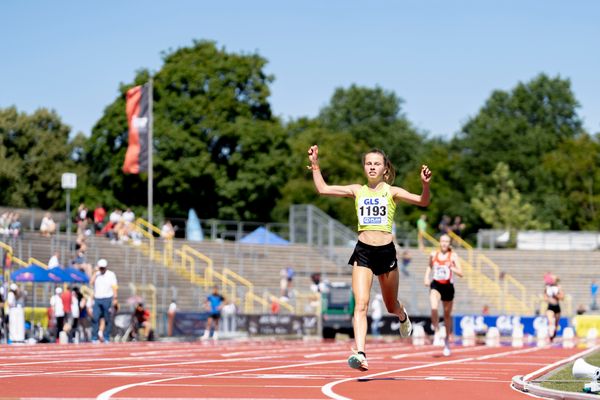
[430,249,455,284]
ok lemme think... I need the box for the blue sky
[1,1,598,139]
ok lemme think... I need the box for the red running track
[0,338,589,399]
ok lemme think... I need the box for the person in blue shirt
[202,286,225,340]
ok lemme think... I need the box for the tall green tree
[452,73,584,228]
[471,162,548,243]
[274,118,368,227]
[0,107,78,209]
[83,40,287,221]
[541,134,600,230]
[318,85,424,178]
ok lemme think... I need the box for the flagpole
[148,79,154,227]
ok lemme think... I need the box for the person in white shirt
[48,251,60,269]
[50,287,65,341]
[122,208,135,223]
[370,294,384,337]
[90,259,118,343]
[40,212,56,237]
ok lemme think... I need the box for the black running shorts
[547,303,561,314]
[348,240,398,276]
[430,280,455,302]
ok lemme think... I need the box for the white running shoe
[442,345,451,357]
[399,307,413,337]
[348,349,368,371]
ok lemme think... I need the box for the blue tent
[186,208,204,242]
[49,267,89,283]
[61,267,89,283]
[239,226,289,245]
[11,264,62,283]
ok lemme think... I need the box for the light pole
[61,173,77,252]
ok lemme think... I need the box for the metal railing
[289,204,355,267]
[128,219,306,315]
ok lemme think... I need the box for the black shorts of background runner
[348,241,398,276]
[430,280,455,302]
[547,303,561,314]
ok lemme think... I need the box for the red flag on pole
[123,84,150,174]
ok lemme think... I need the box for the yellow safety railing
[132,218,173,267]
[448,230,474,266]
[176,244,213,287]
[245,291,269,313]
[293,290,322,315]
[0,242,28,282]
[420,231,536,314]
[222,268,253,307]
[126,218,319,315]
[178,246,268,312]
[28,257,48,269]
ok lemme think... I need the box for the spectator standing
[279,268,289,299]
[451,216,466,238]
[221,301,237,333]
[201,286,224,340]
[61,286,72,324]
[370,294,384,337]
[0,212,9,238]
[90,259,118,343]
[310,273,327,294]
[591,279,598,311]
[167,299,177,337]
[286,267,295,295]
[78,291,90,342]
[40,212,56,237]
[417,214,427,250]
[400,250,411,277]
[70,286,82,342]
[50,287,65,342]
[438,215,451,237]
[9,213,22,239]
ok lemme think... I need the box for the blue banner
[453,314,570,337]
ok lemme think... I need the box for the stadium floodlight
[61,172,77,249]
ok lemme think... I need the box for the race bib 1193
[358,197,388,225]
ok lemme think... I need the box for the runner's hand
[421,165,432,183]
[308,145,319,165]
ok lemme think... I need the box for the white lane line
[321,346,546,400]
[96,358,348,400]
[0,355,279,379]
